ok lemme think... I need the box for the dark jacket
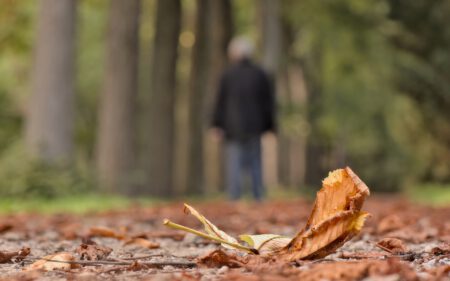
[212,59,276,141]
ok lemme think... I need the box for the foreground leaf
[239,234,291,255]
[0,247,30,263]
[163,219,255,253]
[183,204,240,250]
[279,167,370,260]
[26,252,77,271]
[164,167,370,260]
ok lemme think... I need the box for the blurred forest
[0,0,449,198]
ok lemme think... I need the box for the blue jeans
[226,138,264,201]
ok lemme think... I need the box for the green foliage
[0,143,94,198]
[0,195,159,214]
[407,183,450,207]
[279,0,450,190]
[0,0,447,198]
[0,1,35,153]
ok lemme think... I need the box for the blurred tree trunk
[204,0,233,193]
[261,0,282,73]
[187,0,210,194]
[96,0,140,193]
[25,0,76,163]
[143,0,181,197]
[260,0,282,188]
[261,0,308,189]
[285,63,308,187]
[303,41,327,187]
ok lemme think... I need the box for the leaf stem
[163,219,255,254]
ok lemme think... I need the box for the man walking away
[211,37,276,201]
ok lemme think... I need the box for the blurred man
[211,37,276,201]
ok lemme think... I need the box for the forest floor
[0,196,449,280]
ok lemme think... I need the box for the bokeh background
[0,0,449,208]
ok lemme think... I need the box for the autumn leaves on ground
[0,169,449,280]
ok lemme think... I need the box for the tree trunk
[96,0,140,193]
[187,0,210,194]
[25,0,76,163]
[204,0,233,193]
[260,0,282,188]
[143,0,181,197]
[303,41,327,187]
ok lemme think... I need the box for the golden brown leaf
[26,252,77,271]
[183,204,240,249]
[164,167,370,261]
[279,167,370,261]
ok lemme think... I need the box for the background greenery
[0,0,448,203]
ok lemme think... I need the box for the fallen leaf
[0,223,13,234]
[123,238,160,249]
[376,238,408,254]
[164,167,370,261]
[183,204,240,250]
[88,226,126,240]
[0,247,30,263]
[75,243,112,261]
[279,167,370,261]
[197,249,245,268]
[26,252,77,271]
[430,243,450,255]
[239,234,291,255]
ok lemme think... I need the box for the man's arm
[212,74,227,129]
[261,72,276,133]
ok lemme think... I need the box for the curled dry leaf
[0,247,30,263]
[26,252,77,271]
[279,167,370,261]
[239,234,291,255]
[124,238,160,249]
[197,249,245,268]
[183,204,240,250]
[376,238,408,254]
[164,167,370,261]
[76,243,112,261]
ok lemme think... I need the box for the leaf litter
[0,167,448,280]
[165,167,371,261]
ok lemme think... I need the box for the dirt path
[0,197,449,280]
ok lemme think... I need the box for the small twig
[23,257,196,268]
[113,254,165,261]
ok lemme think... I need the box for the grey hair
[228,36,254,61]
